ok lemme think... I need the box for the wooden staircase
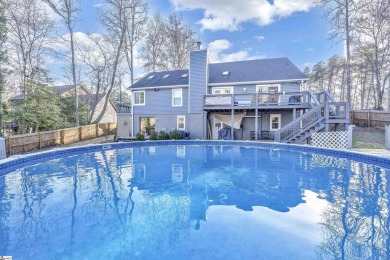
[274,91,349,144]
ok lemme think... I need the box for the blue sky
[59,0,344,79]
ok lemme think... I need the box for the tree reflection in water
[0,145,389,259]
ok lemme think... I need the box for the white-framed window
[172,88,182,107]
[177,115,185,130]
[256,84,281,93]
[270,114,281,131]
[212,86,233,94]
[133,91,145,105]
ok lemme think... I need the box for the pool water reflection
[0,145,389,259]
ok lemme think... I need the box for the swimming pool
[0,141,389,259]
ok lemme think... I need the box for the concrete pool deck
[350,149,390,158]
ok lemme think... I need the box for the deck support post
[255,109,258,141]
[293,108,296,120]
[231,109,234,140]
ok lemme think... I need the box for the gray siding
[187,113,206,139]
[189,50,208,113]
[133,87,188,115]
[210,110,294,140]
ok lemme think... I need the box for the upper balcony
[203,91,317,110]
[116,102,132,113]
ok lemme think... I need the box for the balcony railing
[117,102,132,113]
[204,92,313,108]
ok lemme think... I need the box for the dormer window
[181,74,188,78]
[147,75,155,79]
[163,74,170,79]
[222,71,230,76]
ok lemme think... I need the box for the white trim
[177,115,185,130]
[208,78,309,87]
[129,84,188,91]
[212,86,234,94]
[270,114,282,131]
[133,90,145,106]
[172,88,183,107]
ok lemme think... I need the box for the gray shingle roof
[129,57,307,89]
[131,69,189,89]
[208,58,306,84]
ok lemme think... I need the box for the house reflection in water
[0,145,390,259]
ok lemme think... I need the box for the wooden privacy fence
[6,122,117,156]
[351,110,390,127]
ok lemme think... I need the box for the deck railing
[274,103,326,142]
[117,102,132,113]
[203,91,313,107]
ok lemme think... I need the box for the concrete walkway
[350,149,390,158]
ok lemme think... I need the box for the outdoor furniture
[219,127,231,140]
[250,131,260,140]
[288,95,302,104]
[261,131,271,140]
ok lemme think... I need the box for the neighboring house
[9,85,117,124]
[117,47,349,143]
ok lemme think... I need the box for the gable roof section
[131,69,189,89]
[208,58,306,84]
[129,57,307,89]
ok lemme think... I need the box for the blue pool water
[0,143,390,259]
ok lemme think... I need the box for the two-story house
[117,46,349,143]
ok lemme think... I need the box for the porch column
[293,108,296,120]
[231,109,234,140]
[255,109,259,141]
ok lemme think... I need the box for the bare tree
[123,0,148,85]
[43,0,80,126]
[163,12,197,70]
[95,0,128,123]
[317,0,358,106]
[141,12,167,73]
[5,0,53,95]
[353,0,390,110]
[76,34,119,123]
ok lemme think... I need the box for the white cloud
[254,36,265,42]
[170,0,315,31]
[93,3,104,8]
[208,39,265,63]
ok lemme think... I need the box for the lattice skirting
[311,131,348,149]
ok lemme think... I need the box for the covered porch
[205,107,308,141]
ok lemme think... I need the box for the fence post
[347,125,355,149]
[61,130,65,144]
[8,137,12,156]
[38,132,42,150]
[79,126,83,141]
[368,111,371,127]
[385,125,390,150]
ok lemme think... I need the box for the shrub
[149,130,158,140]
[169,130,181,140]
[135,132,145,141]
[158,130,169,140]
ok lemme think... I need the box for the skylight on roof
[163,74,170,79]
[222,71,230,76]
[181,73,188,78]
[147,75,155,79]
